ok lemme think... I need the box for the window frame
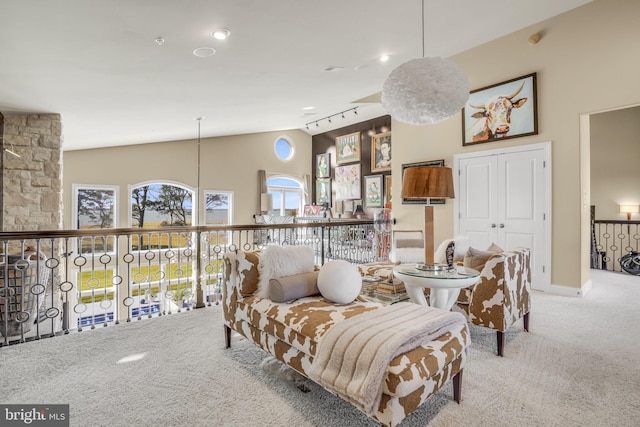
[203,190,234,225]
[274,136,296,162]
[72,184,119,230]
[267,175,303,216]
[128,180,197,228]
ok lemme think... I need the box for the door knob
[499,224,505,228]
[491,224,496,228]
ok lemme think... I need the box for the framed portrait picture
[316,153,330,178]
[462,72,538,146]
[364,175,384,208]
[371,131,392,172]
[384,175,392,206]
[334,164,361,199]
[316,178,331,206]
[335,132,361,164]
[401,159,445,205]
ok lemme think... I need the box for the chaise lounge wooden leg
[224,325,231,349]
[453,369,463,404]
[523,312,530,332]
[496,331,504,357]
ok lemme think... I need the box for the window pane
[131,183,193,227]
[77,189,116,229]
[268,177,300,188]
[284,191,299,209]
[205,192,232,225]
[284,191,300,216]
[269,191,282,215]
[275,138,293,161]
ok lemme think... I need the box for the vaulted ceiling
[0,0,592,150]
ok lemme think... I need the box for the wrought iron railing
[1,220,389,347]
[592,220,640,272]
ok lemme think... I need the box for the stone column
[1,113,63,232]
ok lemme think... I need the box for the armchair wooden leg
[496,331,505,357]
[453,369,463,403]
[224,325,231,349]
[523,312,530,332]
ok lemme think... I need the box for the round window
[274,137,294,161]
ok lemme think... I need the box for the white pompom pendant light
[381,0,469,125]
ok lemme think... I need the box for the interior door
[457,147,547,291]
[458,156,498,250]
[498,150,545,289]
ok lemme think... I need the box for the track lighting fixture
[304,107,359,130]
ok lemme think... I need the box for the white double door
[455,143,550,291]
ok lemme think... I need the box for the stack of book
[375,279,405,295]
[361,276,382,296]
[360,277,409,304]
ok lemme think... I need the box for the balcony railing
[1,219,390,347]
[592,220,640,273]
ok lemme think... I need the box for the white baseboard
[547,279,592,297]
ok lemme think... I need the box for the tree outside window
[131,183,193,228]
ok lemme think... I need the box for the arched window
[267,176,303,216]
[130,181,195,227]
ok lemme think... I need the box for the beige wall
[62,0,639,290]
[390,0,640,290]
[63,129,312,228]
[590,106,640,220]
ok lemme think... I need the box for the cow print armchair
[452,246,531,357]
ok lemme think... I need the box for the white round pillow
[317,260,362,304]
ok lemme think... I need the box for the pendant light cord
[421,0,425,58]
[196,117,203,225]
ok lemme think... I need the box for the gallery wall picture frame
[364,175,384,208]
[401,159,446,205]
[462,72,538,146]
[371,131,392,173]
[335,131,361,164]
[343,199,354,214]
[384,175,392,206]
[303,205,324,217]
[316,153,330,178]
[316,178,331,206]
[334,163,361,199]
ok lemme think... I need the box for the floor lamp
[401,166,455,268]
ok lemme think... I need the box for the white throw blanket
[308,302,466,416]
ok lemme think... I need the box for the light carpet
[1,270,639,427]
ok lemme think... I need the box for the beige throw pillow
[256,245,315,299]
[269,271,320,303]
[463,244,503,271]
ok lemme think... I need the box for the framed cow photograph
[462,72,538,146]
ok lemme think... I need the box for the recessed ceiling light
[193,47,216,57]
[324,66,344,72]
[379,55,390,62]
[302,106,315,110]
[210,28,231,40]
